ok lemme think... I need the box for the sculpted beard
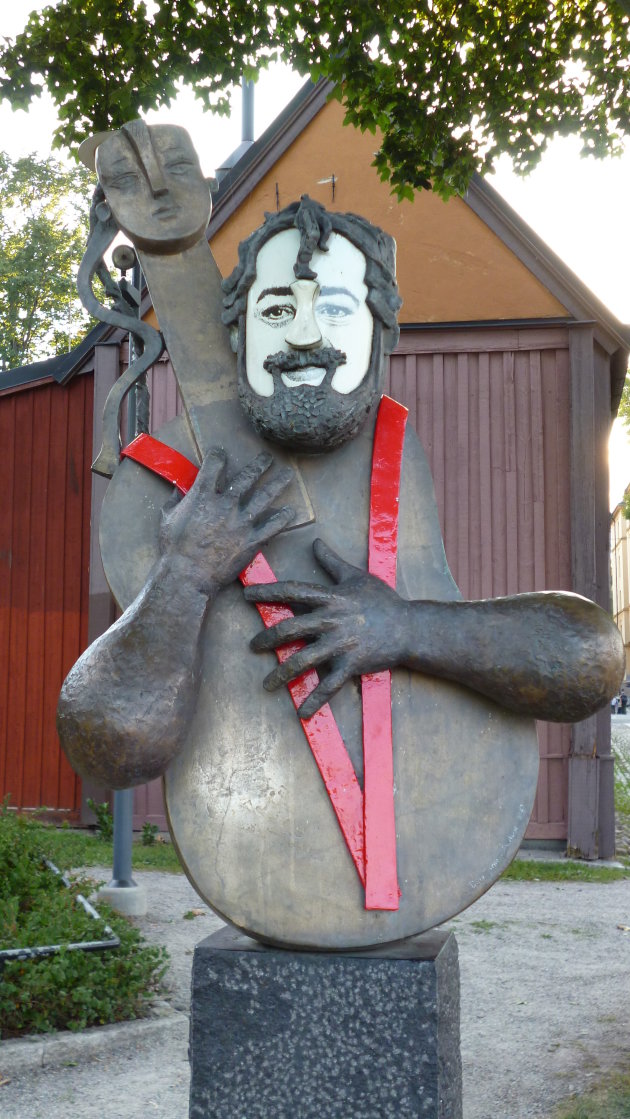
[238,326,385,452]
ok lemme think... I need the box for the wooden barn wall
[388,326,572,839]
[0,375,93,816]
[567,330,615,857]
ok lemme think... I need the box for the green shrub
[0,807,168,1038]
[141,822,159,847]
[86,797,114,840]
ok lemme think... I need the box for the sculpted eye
[316,292,359,325]
[257,302,296,326]
[317,301,354,323]
[165,159,195,175]
[110,172,140,189]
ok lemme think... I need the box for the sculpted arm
[244,539,624,722]
[57,451,293,789]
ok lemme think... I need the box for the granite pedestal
[190,927,462,1119]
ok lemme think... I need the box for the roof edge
[465,174,630,357]
[0,320,115,393]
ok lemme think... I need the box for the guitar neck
[138,239,236,462]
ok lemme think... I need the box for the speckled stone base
[189,927,462,1119]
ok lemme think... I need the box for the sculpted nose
[285,280,322,350]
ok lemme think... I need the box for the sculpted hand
[243,539,408,717]
[159,448,294,590]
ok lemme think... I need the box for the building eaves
[0,319,116,395]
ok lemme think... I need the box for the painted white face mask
[245,229,374,398]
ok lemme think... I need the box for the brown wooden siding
[0,376,93,815]
[388,326,572,839]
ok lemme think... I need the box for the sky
[2,1,630,507]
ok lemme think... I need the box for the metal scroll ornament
[77,185,164,478]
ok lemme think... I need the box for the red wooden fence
[0,375,93,816]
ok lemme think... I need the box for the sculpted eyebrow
[319,286,359,305]
[159,147,191,160]
[257,286,294,302]
[108,157,137,171]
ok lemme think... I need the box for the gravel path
[2,865,628,1119]
[3,720,630,1119]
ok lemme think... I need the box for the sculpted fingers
[250,613,334,651]
[313,538,359,583]
[243,580,334,608]
[226,451,274,498]
[298,663,351,719]
[242,466,294,521]
[263,635,348,692]
[252,506,296,546]
[195,447,228,496]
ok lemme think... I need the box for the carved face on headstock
[94,122,211,255]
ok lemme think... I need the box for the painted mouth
[264,347,347,388]
[280,366,327,388]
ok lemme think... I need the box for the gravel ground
[2,726,630,1119]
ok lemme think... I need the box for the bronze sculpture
[58,121,624,949]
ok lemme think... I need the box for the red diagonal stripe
[122,433,365,883]
[121,433,200,494]
[240,554,365,882]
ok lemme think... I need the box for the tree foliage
[1,2,630,198]
[0,151,93,370]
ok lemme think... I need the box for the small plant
[86,797,114,841]
[141,822,159,847]
[0,805,168,1038]
[183,908,206,920]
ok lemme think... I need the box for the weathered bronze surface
[58,121,624,950]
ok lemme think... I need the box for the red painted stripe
[122,434,365,883]
[121,434,200,494]
[362,396,408,910]
[240,554,365,882]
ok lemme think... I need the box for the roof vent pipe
[215,75,256,183]
[242,77,254,143]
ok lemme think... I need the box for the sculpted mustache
[263,347,347,375]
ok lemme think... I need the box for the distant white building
[611,488,630,682]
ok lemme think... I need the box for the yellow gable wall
[209,98,568,323]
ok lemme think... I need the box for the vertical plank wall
[388,326,572,839]
[0,376,93,816]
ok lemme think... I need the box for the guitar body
[100,400,539,949]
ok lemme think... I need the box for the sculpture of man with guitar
[58,120,623,949]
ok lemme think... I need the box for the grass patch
[0,808,168,1038]
[21,821,183,873]
[551,1068,630,1118]
[501,859,629,883]
[469,918,502,933]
